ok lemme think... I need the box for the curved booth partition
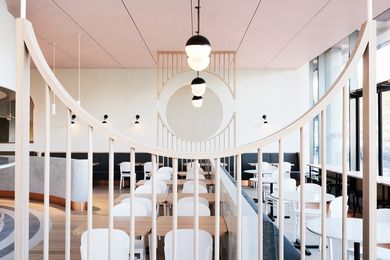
[0,156,88,211]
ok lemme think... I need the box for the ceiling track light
[102,114,108,124]
[185,0,211,71]
[192,96,203,108]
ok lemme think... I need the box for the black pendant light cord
[196,0,200,35]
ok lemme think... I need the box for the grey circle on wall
[166,86,223,141]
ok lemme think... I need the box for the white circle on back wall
[159,70,235,141]
[166,86,223,141]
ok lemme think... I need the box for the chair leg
[119,176,122,191]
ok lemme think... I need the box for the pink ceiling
[5,0,390,69]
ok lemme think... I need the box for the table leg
[309,166,312,183]
[354,242,360,260]
[267,183,275,221]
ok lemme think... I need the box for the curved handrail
[0,162,15,170]
[21,18,371,159]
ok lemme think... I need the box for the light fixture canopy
[102,114,108,124]
[135,114,140,124]
[191,77,206,96]
[187,56,210,71]
[192,96,203,108]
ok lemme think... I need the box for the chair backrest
[112,202,147,217]
[80,229,129,260]
[377,208,390,222]
[135,184,163,194]
[284,178,297,191]
[182,184,208,194]
[144,180,168,193]
[178,196,209,208]
[120,162,131,173]
[329,196,348,218]
[155,173,171,180]
[186,173,206,180]
[183,180,207,189]
[158,167,173,175]
[164,229,213,260]
[187,166,205,175]
[177,203,211,216]
[120,197,153,216]
[144,162,153,173]
[280,162,292,173]
[297,183,322,194]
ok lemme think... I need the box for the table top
[166,193,218,204]
[306,217,390,243]
[249,162,294,167]
[178,171,213,177]
[74,215,152,237]
[271,190,335,203]
[156,216,228,237]
[115,193,168,204]
[244,169,275,175]
[136,179,214,187]
[250,176,279,183]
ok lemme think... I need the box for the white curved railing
[13,8,378,260]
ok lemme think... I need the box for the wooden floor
[0,186,165,260]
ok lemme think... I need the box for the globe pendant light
[185,0,211,71]
[191,74,206,96]
[187,56,210,71]
[192,96,203,108]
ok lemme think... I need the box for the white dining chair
[120,197,153,216]
[144,179,169,194]
[183,180,207,189]
[155,173,171,180]
[186,173,206,180]
[143,161,153,180]
[177,202,211,216]
[80,228,129,260]
[158,167,173,176]
[377,208,390,222]
[178,196,209,208]
[164,229,213,260]
[119,162,131,191]
[182,184,208,194]
[135,184,163,194]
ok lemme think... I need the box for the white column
[14,18,30,260]
[321,110,327,259]
[278,140,284,260]
[172,158,178,260]
[65,109,72,260]
[87,126,93,260]
[43,85,51,260]
[362,20,377,260]
[130,148,136,260]
[299,128,306,260]
[151,155,157,260]
[108,139,114,260]
[236,154,242,260]
[215,158,221,260]
[257,149,263,260]
[342,85,349,260]
[194,159,200,260]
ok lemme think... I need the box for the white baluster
[65,109,72,260]
[278,140,284,260]
[43,85,51,260]
[237,154,242,260]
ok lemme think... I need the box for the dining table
[307,217,390,260]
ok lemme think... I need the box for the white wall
[3,65,310,154]
[236,65,310,153]
[0,1,16,91]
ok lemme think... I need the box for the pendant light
[191,72,206,96]
[192,96,203,108]
[185,0,211,71]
